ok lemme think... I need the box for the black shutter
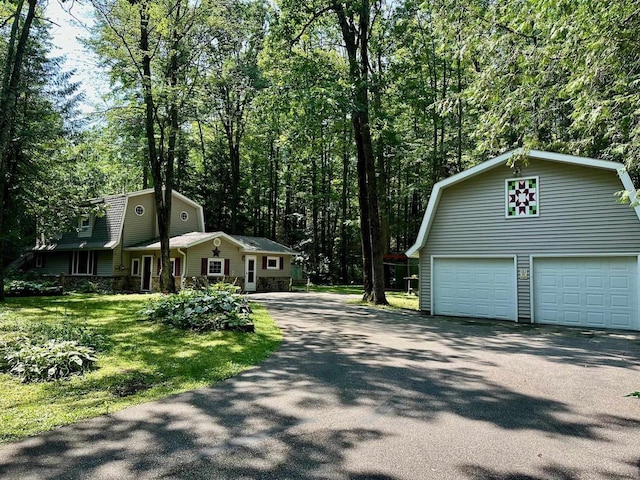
[279,256,284,270]
[224,259,230,276]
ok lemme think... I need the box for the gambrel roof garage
[407,149,640,331]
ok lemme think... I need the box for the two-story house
[31,189,297,292]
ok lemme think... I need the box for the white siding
[419,159,640,319]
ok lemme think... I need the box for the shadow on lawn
[0,293,638,479]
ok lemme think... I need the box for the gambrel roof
[406,149,640,257]
[33,194,127,251]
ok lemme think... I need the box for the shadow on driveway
[0,292,638,479]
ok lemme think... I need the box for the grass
[0,294,281,443]
[308,285,419,311]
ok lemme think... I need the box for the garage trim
[529,253,640,327]
[431,255,518,322]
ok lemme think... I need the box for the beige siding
[419,159,640,319]
[258,254,291,277]
[184,238,245,279]
[122,193,156,246]
[170,197,201,235]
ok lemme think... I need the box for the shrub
[1,321,107,351]
[4,280,63,297]
[0,317,106,383]
[140,287,253,332]
[3,340,97,383]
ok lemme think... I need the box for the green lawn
[308,285,419,311]
[0,294,281,443]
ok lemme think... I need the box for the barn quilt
[506,177,538,217]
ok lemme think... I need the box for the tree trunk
[332,1,387,304]
[139,0,175,293]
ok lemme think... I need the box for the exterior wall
[185,237,245,280]
[96,251,114,276]
[419,159,640,319]
[36,251,114,277]
[35,252,70,275]
[170,196,201,236]
[122,192,203,248]
[122,193,156,247]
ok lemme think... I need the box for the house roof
[33,189,206,252]
[125,231,298,255]
[33,194,127,251]
[406,149,640,257]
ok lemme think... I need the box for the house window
[131,258,140,276]
[78,215,92,237]
[506,177,539,218]
[208,258,224,276]
[135,205,145,216]
[180,211,189,221]
[72,251,96,275]
[266,256,280,270]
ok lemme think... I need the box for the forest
[1,0,639,300]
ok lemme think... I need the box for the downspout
[178,248,187,289]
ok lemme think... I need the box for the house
[31,189,297,292]
[406,149,640,331]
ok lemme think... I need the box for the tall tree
[0,0,40,300]
[91,0,204,292]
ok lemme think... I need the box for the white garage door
[533,257,639,330]
[433,257,517,321]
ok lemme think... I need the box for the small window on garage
[266,256,280,270]
[135,205,145,216]
[180,211,189,222]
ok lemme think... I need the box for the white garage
[533,256,639,330]
[432,257,517,321]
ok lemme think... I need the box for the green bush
[0,318,106,383]
[140,287,253,332]
[1,321,107,351]
[3,340,97,383]
[4,280,63,297]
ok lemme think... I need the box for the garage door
[433,257,517,321]
[533,257,639,330]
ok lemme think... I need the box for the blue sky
[46,0,105,114]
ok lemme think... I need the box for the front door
[141,255,153,291]
[245,255,257,292]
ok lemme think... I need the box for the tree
[91,0,205,292]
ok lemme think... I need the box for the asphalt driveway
[1,292,639,479]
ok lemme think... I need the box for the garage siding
[419,159,640,320]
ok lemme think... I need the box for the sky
[45,0,105,115]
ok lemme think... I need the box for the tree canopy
[2,0,640,296]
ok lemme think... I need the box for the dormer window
[78,215,92,238]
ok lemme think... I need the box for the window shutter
[279,256,284,270]
[201,258,207,275]
[157,258,162,275]
[92,252,98,276]
[175,258,181,276]
[224,259,230,276]
[68,253,73,274]
[41,255,45,268]
[262,256,267,269]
